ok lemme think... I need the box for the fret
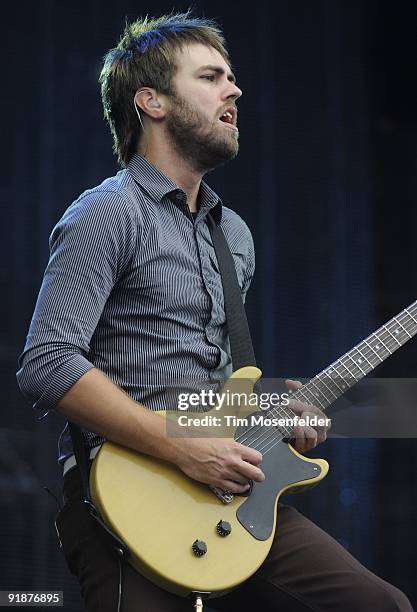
[371,332,392,356]
[398,309,416,334]
[316,372,339,400]
[393,316,412,339]
[294,387,317,407]
[326,363,346,379]
[270,415,293,439]
[345,351,366,376]
[400,310,416,333]
[357,341,380,365]
[308,379,332,407]
[337,356,358,381]
[382,323,401,347]
[275,403,297,427]
[322,369,345,393]
[296,385,326,410]
[351,346,373,371]
[328,360,347,394]
[405,308,417,326]
[363,339,384,362]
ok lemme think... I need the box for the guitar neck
[290,300,417,412]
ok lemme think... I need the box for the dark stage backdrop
[2,1,416,610]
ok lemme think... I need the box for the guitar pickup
[209,486,234,504]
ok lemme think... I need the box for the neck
[138,138,204,213]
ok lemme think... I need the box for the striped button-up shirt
[17,154,255,462]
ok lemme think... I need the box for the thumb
[285,379,303,391]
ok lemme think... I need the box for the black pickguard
[235,434,322,540]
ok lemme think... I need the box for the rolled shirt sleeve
[16,189,138,411]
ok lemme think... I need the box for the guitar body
[90,367,329,598]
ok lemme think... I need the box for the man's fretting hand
[285,379,331,453]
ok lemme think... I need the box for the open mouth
[218,107,238,131]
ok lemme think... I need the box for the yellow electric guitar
[90,300,417,600]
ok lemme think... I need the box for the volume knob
[192,540,207,556]
[216,520,232,537]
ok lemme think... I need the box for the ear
[134,88,165,119]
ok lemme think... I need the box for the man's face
[165,43,242,172]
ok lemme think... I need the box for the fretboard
[290,300,417,412]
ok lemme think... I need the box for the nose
[223,80,242,101]
[229,82,242,100]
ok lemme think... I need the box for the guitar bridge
[209,485,234,504]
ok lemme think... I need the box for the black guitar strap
[68,421,91,500]
[206,212,258,370]
[67,423,129,557]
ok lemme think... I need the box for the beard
[165,92,239,172]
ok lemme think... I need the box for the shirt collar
[127,153,178,202]
[127,153,222,225]
[197,180,222,225]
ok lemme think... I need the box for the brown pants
[57,466,413,612]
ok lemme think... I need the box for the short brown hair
[100,12,230,167]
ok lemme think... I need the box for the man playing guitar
[17,12,412,612]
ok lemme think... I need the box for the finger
[317,430,327,444]
[292,424,317,452]
[302,426,318,450]
[285,379,303,391]
[287,398,304,415]
[298,412,321,444]
[221,480,252,494]
[292,424,305,440]
[238,462,265,483]
[291,436,307,454]
[300,411,322,428]
[315,418,329,444]
[227,450,265,482]
[288,398,323,417]
[238,444,263,466]
[224,469,250,486]
[301,410,330,443]
[287,398,315,414]
[292,425,306,453]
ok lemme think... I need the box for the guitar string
[232,304,413,440]
[239,318,412,454]
[205,303,417,495]
[232,303,417,455]
[244,311,414,459]
[244,305,417,455]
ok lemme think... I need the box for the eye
[201,74,215,81]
